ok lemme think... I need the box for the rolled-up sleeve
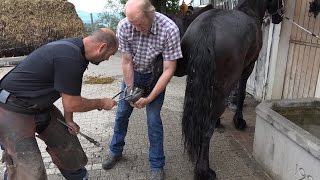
[162,25,183,61]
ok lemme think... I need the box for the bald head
[125,0,155,33]
[91,28,118,51]
[125,0,155,21]
[83,28,118,64]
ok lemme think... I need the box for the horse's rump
[181,7,263,161]
[182,9,260,87]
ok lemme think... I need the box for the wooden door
[282,0,320,99]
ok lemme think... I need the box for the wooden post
[90,13,94,31]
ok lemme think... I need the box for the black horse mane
[309,0,320,17]
[235,0,252,14]
[235,0,266,23]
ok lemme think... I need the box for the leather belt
[0,89,38,114]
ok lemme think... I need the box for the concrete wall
[254,99,320,180]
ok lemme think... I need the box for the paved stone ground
[0,53,271,180]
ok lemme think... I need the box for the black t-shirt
[0,38,89,101]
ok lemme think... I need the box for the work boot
[150,169,165,180]
[102,153,122,170]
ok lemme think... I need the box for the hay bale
[0,0,84,57]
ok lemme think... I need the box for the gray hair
[125,0,155,19]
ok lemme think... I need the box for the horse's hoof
[234,118,247,130]
[194,168,217,180]
[208,168,217,179]
[227,102,237,112]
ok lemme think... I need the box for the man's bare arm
[121,53,134,87]
[61,93,116,112]
[147,60,176,101]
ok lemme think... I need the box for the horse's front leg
[194,123,216,180]
[233,61,255,129]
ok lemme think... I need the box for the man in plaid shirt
[102,0,182,179]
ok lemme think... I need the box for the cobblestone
[0,53,271,179]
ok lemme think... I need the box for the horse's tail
[181,25,217,161]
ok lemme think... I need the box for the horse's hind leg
[233,61,256,130]
[194,122,216,180]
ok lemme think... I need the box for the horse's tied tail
[182,25,217,162]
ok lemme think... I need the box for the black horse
[176,0,283,179]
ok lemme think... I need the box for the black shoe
[102,153,122,170]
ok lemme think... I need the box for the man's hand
[131,97,150,109]
[66,120,80,136]
[100,98,117,110]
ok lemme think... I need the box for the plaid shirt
[116,12,183,73]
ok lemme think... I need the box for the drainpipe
[262,20,274,100]
[263,22,282,100]
[315,70,320,97]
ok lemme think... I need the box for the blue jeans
[109,71,165,170]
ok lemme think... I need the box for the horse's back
[185,9,258,46]
[181,8,261,91]
[182,8,260,62]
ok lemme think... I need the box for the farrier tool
[97,85,131,111]
[101,85,143,103]
[111,85,143,103]
[122,86,144,103]
[57,118,101,147]
[110,85,131,102]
